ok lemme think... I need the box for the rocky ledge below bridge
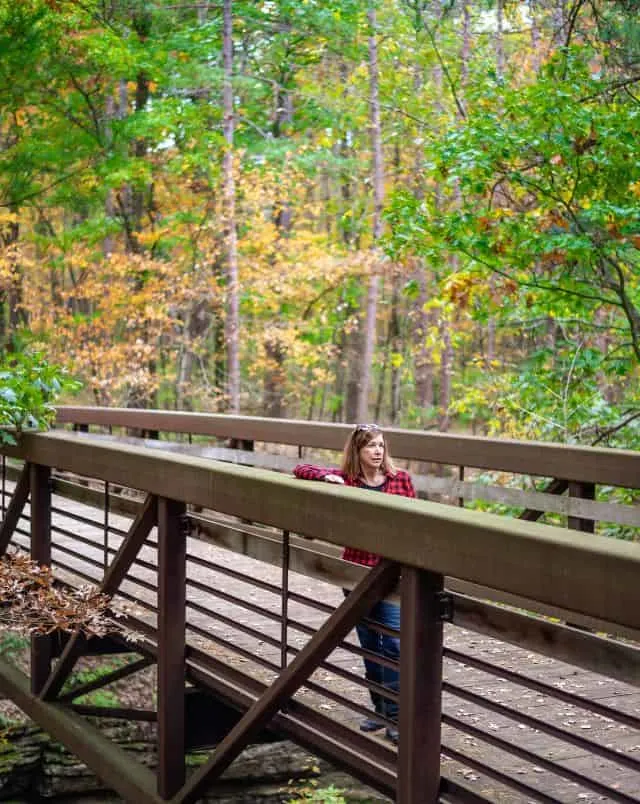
[0,721,389,803]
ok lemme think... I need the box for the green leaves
[0,351,80,444]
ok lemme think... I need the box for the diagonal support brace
[172,559,401,804]
[0,657,163,804]
[0,462,31,556]
[40,494,158,701]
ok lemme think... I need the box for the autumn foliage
[0,0,638,447]
[0,552,136,640]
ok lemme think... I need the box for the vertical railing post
[281,530,290,670]
[1,454,6,519]
[103,481,110,575]
[568,481,596,533]
[398,568,444,804]
[457,466,465,508]
[157,497,187,799]
[30,463,52,695]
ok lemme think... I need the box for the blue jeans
[345,592,400,721]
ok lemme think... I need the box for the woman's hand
[324,474,345,484]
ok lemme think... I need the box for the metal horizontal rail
[55,406,640,487]
[9,467,640,685]
[11,464,634,645]
[67,434,640,527]
[6,431,640,631]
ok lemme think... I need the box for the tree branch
[590,410,640,446]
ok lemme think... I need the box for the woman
[294,423,416,745]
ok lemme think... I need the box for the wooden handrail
[55,406,640,488]
[5,429,640,632]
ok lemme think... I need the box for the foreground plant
[0,350,80,445]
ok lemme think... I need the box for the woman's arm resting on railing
[293,464,345,484]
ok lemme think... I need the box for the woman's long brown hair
[340,425,397,481]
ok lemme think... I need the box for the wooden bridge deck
[6,483,639,803]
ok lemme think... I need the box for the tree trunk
[263,332,286,418]
[460,1,471,88]
[345,313,364,423]
[413,269,435,421]
[103,93,116,259]
[389,275,402,425]
[357,3,384,423]
[529,0,542,73]
[176,299,212,410]
[486,0,504,365]
[553,0,566,47]
[223,0,240,413]
[0,216,25,351]
[261,26,294,419]
[439,315,453,432]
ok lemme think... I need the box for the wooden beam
[69,704,157,721]
[54,405,640,488]
[6,431,640,631]
[568,481,596,533]
[30,464,52,695]
[157,498,187,799]
[519,477,568,521]
[59,657,154,703]
[14,465,639,683]
[173,560,401,804]
[0,657,163,804]
[0,462,30,555]
[398,569,444,804]
[102,493,157,593]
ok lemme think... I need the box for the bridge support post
[568,481,596,533]
[157,498,187,799]
[398,568,444,804]
[30,463,52,695]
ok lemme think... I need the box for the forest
[1,0,639,449]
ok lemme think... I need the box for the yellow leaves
[442,271,475,308]
[135,230,161,248]
[79,172,99,191]
[0,211,19,226]
[13,109,28,127]
[316,130,336,148]
[630,181,640,199]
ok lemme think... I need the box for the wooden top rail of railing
[7,430,640,633]
[55,406,640,488]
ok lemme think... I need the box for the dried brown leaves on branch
[0,552,139,641]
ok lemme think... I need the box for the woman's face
[359,434,385,474]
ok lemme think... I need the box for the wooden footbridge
[0,407,639,803]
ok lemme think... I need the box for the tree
[223,0,240,413]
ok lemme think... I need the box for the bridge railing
[53,407,640,633]
[0,430,639,803]
[54,406,640,529]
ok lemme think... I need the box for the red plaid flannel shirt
[293,464,416,567]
